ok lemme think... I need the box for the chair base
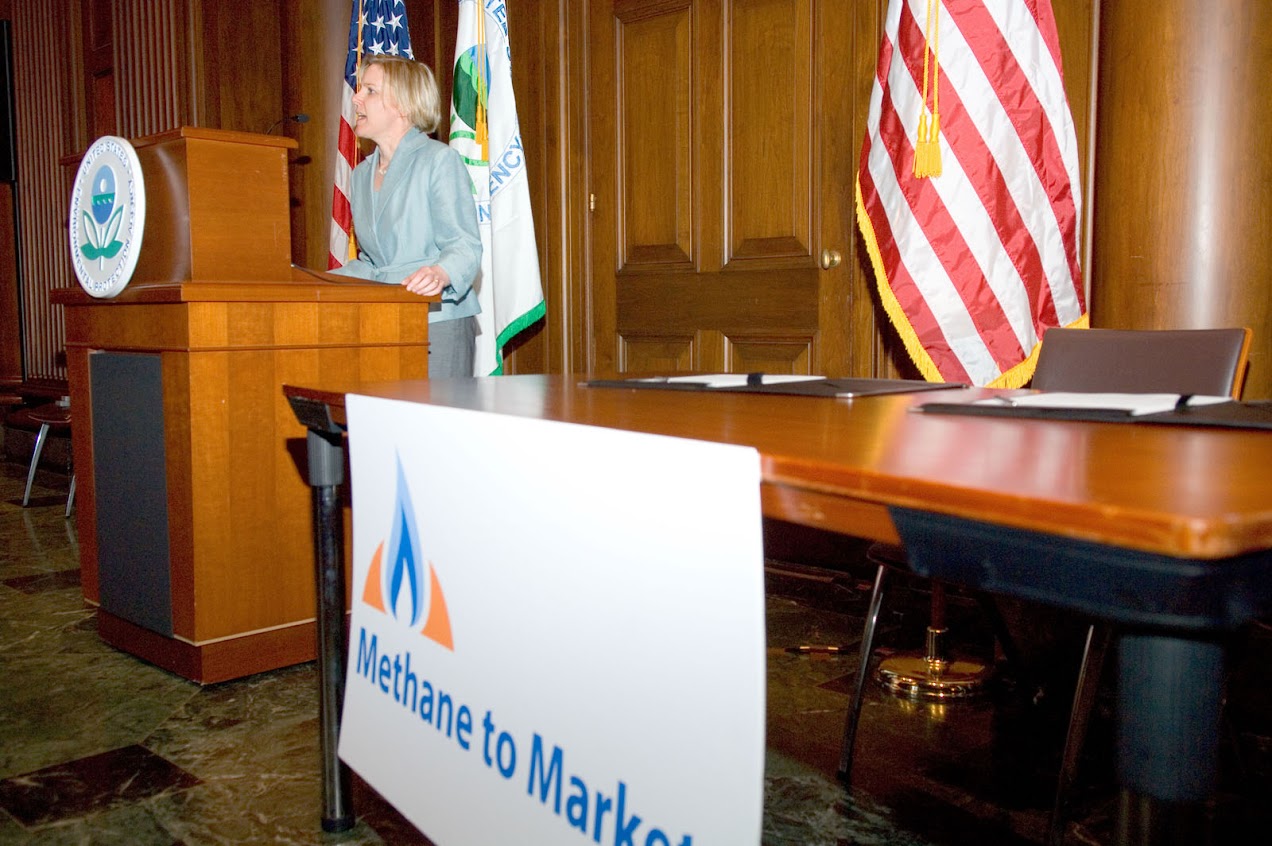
[876,626,993,700]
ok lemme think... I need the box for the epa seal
[69,136,146,298]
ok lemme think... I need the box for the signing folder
[916,392,1272,430]
[586,374,966,399]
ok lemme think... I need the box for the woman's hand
[401,264,451,297]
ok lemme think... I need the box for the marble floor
[2,457,1271,845]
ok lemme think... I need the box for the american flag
[857,0,1087,387]
[328,0,414,269]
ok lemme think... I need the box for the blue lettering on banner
[354,629,695,843]
[527,734,563,813]
[526,733,693,846]
[566,776,589,834]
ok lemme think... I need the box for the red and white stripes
[329,83,358,269]
[857,0,1086,387]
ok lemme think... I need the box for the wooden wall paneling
[285,0,347,270]
[114,0,192,138]
[516,0,592,376]
[827,0,883,378]
[0,10,20,383]
[1050,0,1096,288]
[588,0,620,374]
[0,183,19,382]
[546,0,593,376]
[1091,0,1272,398]
[83,0,115,137]
[12,0,80,383]
[280,0,307,265]
[191,0,284,135]
[411,0,444,95]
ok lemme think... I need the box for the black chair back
[1031,327,1251,398]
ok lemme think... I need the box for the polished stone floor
[2,457,1271,845]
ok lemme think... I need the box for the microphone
[264,113,310,134]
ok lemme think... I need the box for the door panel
[591,0,879,377]
[617,3,695,269]
[727,0,812,265]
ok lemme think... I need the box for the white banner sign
[342,396,766,845]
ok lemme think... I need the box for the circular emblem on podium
[69,136,147,298]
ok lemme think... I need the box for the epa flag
[329,1,415,269]
[450,0,546,376]
[857,0,1087,387]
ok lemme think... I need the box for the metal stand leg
[22,423,50,506]
[306,429,354,833]
[838,562,888,783]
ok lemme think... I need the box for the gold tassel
[914,112,942,178]
[913,113,929,177]
[913,0,942,180]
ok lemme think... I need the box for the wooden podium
[52,127,432,683]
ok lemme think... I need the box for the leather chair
[21,401,76,518]
[1030,327,1250,396]
[833,327,1252,843]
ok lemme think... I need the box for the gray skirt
[428,315,477,378]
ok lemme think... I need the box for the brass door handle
[820,248,842,269]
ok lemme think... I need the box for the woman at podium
[333,56,482,378]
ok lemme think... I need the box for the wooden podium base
[97,610,319,685]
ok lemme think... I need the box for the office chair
[834,327,1252,844]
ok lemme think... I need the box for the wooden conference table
[284,375,1272,843]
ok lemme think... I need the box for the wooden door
[588,0,884,377]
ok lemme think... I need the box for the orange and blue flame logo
[360,459,453,650]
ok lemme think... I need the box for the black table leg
[1114,633,1223,846]
[305,428,354,833]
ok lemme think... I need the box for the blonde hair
[364,56,442,133]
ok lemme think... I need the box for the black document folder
[915,397,1272,431]
[585,375,966,399]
